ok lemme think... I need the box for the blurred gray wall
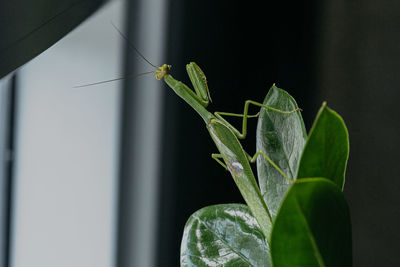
[9,1,125,267]
[116,0,168,266]
[0,75,14,267]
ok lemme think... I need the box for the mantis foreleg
[186,63,212,106]
[214,100,301,139]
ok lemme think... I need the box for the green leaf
[271,178,352,267]
[297,103,349,189]
[256,84,307,217]
[181,204,271,267]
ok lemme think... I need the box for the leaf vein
[192,215,255,266]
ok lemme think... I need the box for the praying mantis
[152,62,300,239]
[77,25,301,239]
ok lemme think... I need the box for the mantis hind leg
[214,100,301,139]
[246,150,293,184]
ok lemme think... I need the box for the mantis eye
[161,64,171,72]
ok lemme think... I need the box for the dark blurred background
[1,0,399,266]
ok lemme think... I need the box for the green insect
[76,24,300,239]
[153,62,299,238]
[78,61,299,240]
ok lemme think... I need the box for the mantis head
[156,64,172,80]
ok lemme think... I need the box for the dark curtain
[315,2,400,266]
[155,1,400,266]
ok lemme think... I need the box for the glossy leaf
[181,204,271,267]
[256,84,307,217]
[271,178,352,267]
[297,103,349,189]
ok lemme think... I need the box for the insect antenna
[74,71,156,88]
[75,23,160,88]
[110,21,158,69]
